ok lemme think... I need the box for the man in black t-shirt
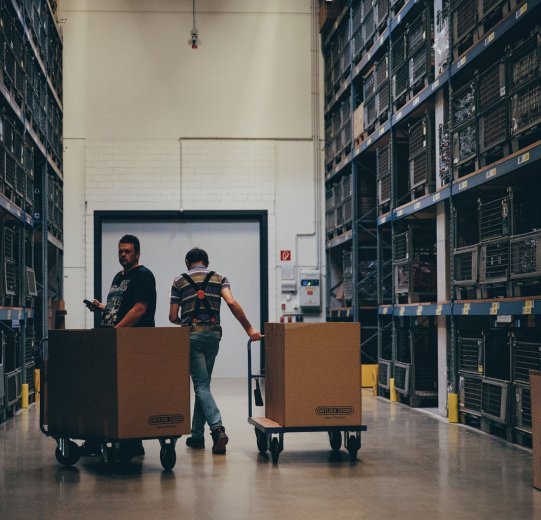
[89,235,156,328]
[83,234,156,457]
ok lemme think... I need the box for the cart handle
[247,339,265,419]
[38,337,49,436]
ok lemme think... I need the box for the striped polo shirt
[170,266,230,325]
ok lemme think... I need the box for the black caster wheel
[328,431,342,451]
[270,437,281,464]
[255,429,269,454]
[160,444,176,471]
[346,434,359,462]
[100,445,119,472]
[55,440,80,466]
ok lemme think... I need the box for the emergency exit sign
[280,250,292,261]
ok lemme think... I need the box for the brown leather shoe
[211,426,229,454]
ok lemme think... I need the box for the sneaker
[211,426,229,454]
[186,436,205,449]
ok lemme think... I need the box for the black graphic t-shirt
[101,265,156,327]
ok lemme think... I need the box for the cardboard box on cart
[264,322,361,427]
[47,327,191,439]
[531,370,541,491]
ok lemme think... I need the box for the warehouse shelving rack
[0,0,62,423]
[322,0,541,442]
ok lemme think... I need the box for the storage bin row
[452,0,525,62]
[324,10,351,101]
[452,229,541,297]
[0,0,63,169]
[325,98,352,165]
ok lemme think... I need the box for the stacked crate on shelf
[408,112,434,200]
[407,5,434,97]
[352,0,363,64]
[1,220,18,306]
[375,53,390,124]
[391,23,408,110]
[451,0,478,60]
[394,320,437,407]
[393,224,437,303]
[340,96,352,160]
[510,331,540,445]
[376,144,391,214]
[325,185,336,240]
[343,248,353,306]
[451,78,477,179]
[342,173,353,230]
[361,0,376,52]
[477,0,516,39]
[358,247,378,302]
[477,59,509,167]
[374,0,390,32]
[363,64,377,134]
[438,121,451,184]
[509,29,541,152]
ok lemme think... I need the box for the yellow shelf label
[516,3,528,18]
[486,168,497,180]
[417,306,423,316]
[490,302,500,315]
[433,192,441,202]
[414,202,421,210]
[459,180,468,190]
[399,307,405,316]
[462,304,471,316]
[485,32,495,46]
[518,152,530,165]
[382,307,388,315]
[436,305,442,316]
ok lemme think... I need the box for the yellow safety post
[448,393,459,423]
[21,384,29,408]
[34,369,40,397]
[371,366,378,396]
[390,378,398,402]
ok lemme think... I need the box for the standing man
[89,234,156,328]
[169,247,262,455]
[85,234,156,457]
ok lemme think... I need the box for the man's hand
[92,299,105,311]
[247,327,263,341]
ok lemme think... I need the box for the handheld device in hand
[83,299,98,311]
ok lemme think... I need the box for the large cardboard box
[353,104,364,140]
[47,327,190,439]
[264,322,361,427]
[318,1,343,32]
[531,370,541,491]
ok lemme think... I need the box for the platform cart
[247,340,367,464]
[39,338,180,471]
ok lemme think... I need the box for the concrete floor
[1,380,540,519]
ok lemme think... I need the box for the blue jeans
[189,332,222,438]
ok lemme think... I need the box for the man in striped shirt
[169,247,262,454]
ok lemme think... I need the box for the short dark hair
[186,247,209,267]
[119,235,140,254]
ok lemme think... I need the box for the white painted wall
[61,0,326,336]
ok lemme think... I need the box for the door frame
[93,210,268,333]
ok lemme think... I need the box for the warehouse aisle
[0,381,539,519]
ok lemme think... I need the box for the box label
[315,406,354,416]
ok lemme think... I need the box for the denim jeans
[189,331,222,438]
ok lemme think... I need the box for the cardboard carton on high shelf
[318,0,344,32]
[530,370,541,491]
[264,322,361,427]
[353,104,364,141]
[47,327,190,439]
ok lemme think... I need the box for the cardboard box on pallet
[264,322,361,427]
[47,327,190,439]
[531,370,541,491]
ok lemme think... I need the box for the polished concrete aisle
[1,380,540,519]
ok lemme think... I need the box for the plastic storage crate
[478,194,511,242]
[512,337,541,384]
[459,373,483,415]
[510,79,541,138]
[479,238,510,284]
[452,120,477,166]
[378,359,391,389]
[481,379,509,424]
[453,244,479,285]
[510,230,541,281]
[374,0,390,30]
[478,102,508,154]
[393,231,410,262]
[377,145,391,207]
[452,81,477,127]
[458,334,484,374]
[452,0,477,55]
[509,31,541,93]
[513,384,532,433]
[408,116,433,191]
[478,60,506,111]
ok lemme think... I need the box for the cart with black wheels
[40,327,191,472]
[247,339,367,464]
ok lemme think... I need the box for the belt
[187,324,222,333]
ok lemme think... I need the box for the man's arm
[221,287,263,341]
[115,302,148,328]
[169,303,181,325]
